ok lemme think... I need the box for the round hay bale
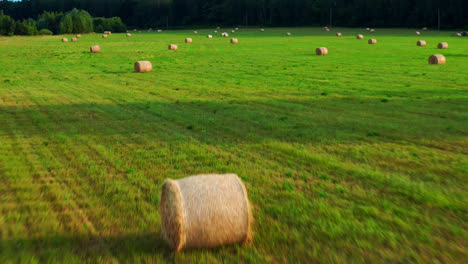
[193,31,198,34]
[415,31,421,36]
[428,54,446,65]
[76,34,82,39]
[102,34,108,38]
[61,38,68,43]
[456,32,462,37]
[370,29,375,33]
[216,26,220,30]
[185,38,193,43]
[286,32,291,36]
[221,32,229,37]
[90,45,100,53]
[134,61,153,73]
[366,27,370,31]
[104,31,112,35]
[71,37,78,42]
[417,40,427,46]
[160,174,252,252]
[357,34,364,39]
[336,32,342,37]
[134,29,137,32]
[214,30,218,33]
[316,47,328,55]
[235,27,239,31]
[368,39,377,44]
[423,27,428,31]
[126,33,132,37]
[231,38,238,44]
[207,35,213,39]
[157,29,163,33]
[231,30,235,33]
[260,29,265,32]
[438,42,448,49]
[168,44,178,50]
[326,28,330,32]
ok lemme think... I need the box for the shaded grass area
[0,27,467,263]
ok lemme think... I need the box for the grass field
[0,27,467,263]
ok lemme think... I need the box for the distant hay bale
[193,31,198,34]
[336,32,342,37]
[428,54,446,65]
[325,28,330,32]
[221,32,229,37]
[90,45,100,53]
[368,39,377,44]
[286,32,291,36]
[214,30,218,33]
[76,34,82,38]
[61,38,68,43]
[456,33,462,37]
[104,31,111,35]
[160,174,252,252]
[168,44,178,50]
[134,61,153,73]
[438,42,448,49]
[185,38,193,43]
[102,34,108,38]
[157,29,163,33]
[235,27,239,31]
[207,35,213,39]
[316,47,328,55]
[423,27,428,31]
[216,26,221,30]
[366,28,370,31]
[370,29,375,33]
[71,37,77,42]
[357,34,364,39]
[134,29,137,32]
[230,38,238,44]
[415,31,421,35]
[417,40,427,46]
[231,30,235,33]
[260,29,265,32]
[126,33,132,37]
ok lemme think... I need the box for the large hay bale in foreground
[168,44,178,50]
[357,34,364,39]
[76,34,82,39]
[316,47,328,55]
[336,32,342,37]
[90,45,100,53]
[368,39,377,44]
[438,42,448,49]
[160,174,252,252]
[185,38,193,43]
[428,54,446,65]
[61,38,68,43]
[134,61,153,73]
[231,38,238,44]
[417,40,427,46]
[71,38,78,42]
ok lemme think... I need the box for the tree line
[0,0,466,32]
[0,7,126,36]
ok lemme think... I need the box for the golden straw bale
[336,32,342,37]
[438,42,448,49]
[61,38,68,42]
[160,174,252,252]
[185,38,193,43]
[428,54,446,65]
[90,45,100,53]
[368,39,377,44]
[316,47,328,55]
[357,34,364,39]
[71,38,77,42]
[230,38,238,44]
[134,61,153,73]
[417,40,426,46]
[168,44,178,50]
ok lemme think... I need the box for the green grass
[0,27,467,263]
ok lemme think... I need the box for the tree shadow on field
[0,97,466,145]
[0,233,177,262]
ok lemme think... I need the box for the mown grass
[0,27,467,263]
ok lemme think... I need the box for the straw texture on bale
[368,39,377,44]
[90,45,100,53]
[160,174,252,252]
[336,32,342,37]
[230,38,238,44]
[207,35,213,39]
[316,47,328,55]
[428,54,446,65]
[357,34,364,39]
[438,42,448,49]
[71,38,77,42]
[61,38,68,43]
[126,33,131,37]
[102,34,108,38]
[185,38,193,43]
[168,44,178,50]
[417,40,427,46]
[134,61,153,73]
[76,34,82,38]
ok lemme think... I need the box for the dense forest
[0,0,466,29]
